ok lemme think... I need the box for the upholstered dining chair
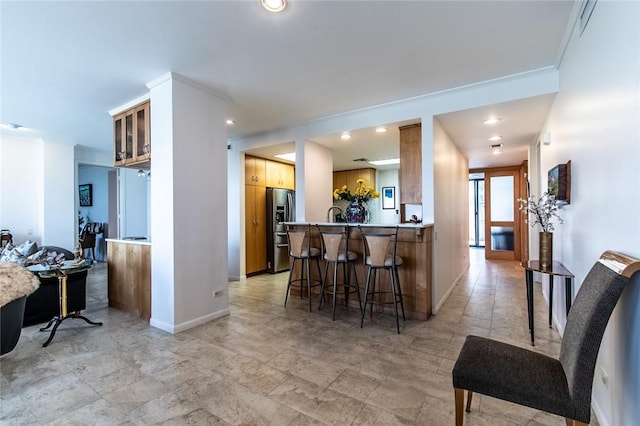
[452,250,640,426]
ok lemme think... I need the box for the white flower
[518,192,563,232]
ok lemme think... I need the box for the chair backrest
[79,227,96,249]
[287,224,311,258]
[559,251,640,420]
[319,225,349,262]
[359,226,398,268]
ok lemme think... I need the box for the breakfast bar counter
[284,223,433,320]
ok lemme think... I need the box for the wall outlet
[213,289,224,298]
[27,228,33,235]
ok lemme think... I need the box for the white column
[147,72,229,333]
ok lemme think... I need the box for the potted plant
[518,192,563,269]
[333,179,379,223]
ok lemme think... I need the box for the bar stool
[359,225,406,333]
[317,225,363,320]
[285,224,322,312]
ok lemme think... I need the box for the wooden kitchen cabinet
[266,160,295,189]
[333,168,376,192]
[399,123,422,204]
[245,155,266,186]
[245,184,267,275]
[113,101,150,167]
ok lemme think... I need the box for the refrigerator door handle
[286,192,294,222]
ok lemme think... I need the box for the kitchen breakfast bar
[284,223,433,320]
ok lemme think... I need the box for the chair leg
[284,258,296,307]
[465,390,472,412]
[389,268,400,334]
[454,388,464,426]
[305,258,312,312]
[394,266,406,321]
[361,267,372,328]
[565,419,588,426]
[351,262,363,315]
[319,261,329,310]
[332,262,338,320]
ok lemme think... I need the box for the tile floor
[1,249,595,425]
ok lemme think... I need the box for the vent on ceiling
[352,158,369,162]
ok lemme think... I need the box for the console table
[521,260,574,345]
[29,260,102,347]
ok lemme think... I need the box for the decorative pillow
[14,240,38,257]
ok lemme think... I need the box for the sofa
[0,262,40,355]
[23,246,88,326]
[0,242,89,327]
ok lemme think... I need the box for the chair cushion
[324,250,358,262]
[452,335,576,419]
[297,247,320,258]
[365,255,403,267]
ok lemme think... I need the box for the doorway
[468,173,485,247]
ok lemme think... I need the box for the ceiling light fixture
[340,132,352,141]
[491,143,503,155]
[369,158,400,166]
[1,123,27,130]
[375,127,388,133]
[225,119,235,125]
[137,169,146,177]
[274,152,296,162]
[483,117,502,125]
[261,0,286,13]
[488,135,503,141]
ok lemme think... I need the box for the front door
[484,169,520,260]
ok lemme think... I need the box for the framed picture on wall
[79,184,93,207]
[382,186,395,209]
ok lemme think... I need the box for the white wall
[0,136,44,245]
[1,136,77,249]
[148,72,229,333]
[299,140,333,222]
[432,118,470,312]
[377,169,400,224]
[540,3,640,425]
[119,167,149,239]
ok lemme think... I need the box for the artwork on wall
[79,184,93,207]
[382,186,395,209]
[548,161,571,205]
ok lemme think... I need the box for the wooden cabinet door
[399,124,422,204]
[266,160,295,189]
[246,156,266,186]
[333,171,348,191]
[133,102,150,163]
[114,113,126,166]
[245,185,267,274]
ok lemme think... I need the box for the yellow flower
[356,178,364,185]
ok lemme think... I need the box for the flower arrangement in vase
[518,192,563,268]
[333,179,379,223]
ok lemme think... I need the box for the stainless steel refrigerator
[266,187,295,273]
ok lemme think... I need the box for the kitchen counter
[106,239,151,319]
[284,222,433,320]
[105,238,151,245]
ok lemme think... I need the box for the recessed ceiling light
[340,132,352,140]
[488,135,503,141]
[226,119,235,125]
[375,127,388,133]
[274,152,295,162]
[369,158,400,166]
[483,117,501,125]
[261,0,286,13]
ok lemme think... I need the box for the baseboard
[433,262,470,314]
[228,275,242,282]
[150,308,231,334]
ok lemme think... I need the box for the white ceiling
[0,1,577,170]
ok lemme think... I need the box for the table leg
[526,269,534,345]
[565,277,572,316]
[548,275,554,328]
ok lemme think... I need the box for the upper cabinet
[245,156,266,186]
[265,160,295,190]
[333,168,376,193]
[399,123,422,204]
[114,101,150,167]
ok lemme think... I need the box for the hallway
[1,250,586,425]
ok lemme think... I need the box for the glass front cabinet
[114,101,150,167]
